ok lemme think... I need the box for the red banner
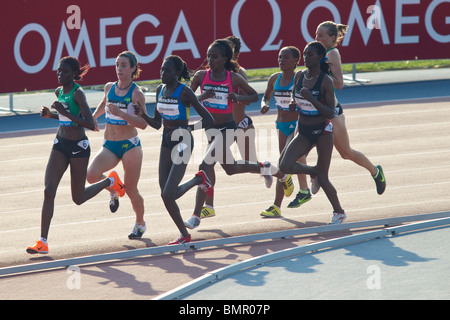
[3,0,449,93]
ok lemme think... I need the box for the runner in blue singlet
[87,51,149,239]
[260,46,306,217]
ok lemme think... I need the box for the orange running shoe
[26,240,48,254]
[108,170,125,197]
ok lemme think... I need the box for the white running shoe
[260,161,274,188]
[128,223,146,239]
[184,215,201,229]
[329,211,347,224]
[109,193,119,213]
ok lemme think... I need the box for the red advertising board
[3,0,449,93]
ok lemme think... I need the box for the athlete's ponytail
[318,21,349,47]
[210,39,239,72]
[59,56,90,81]
[164,55,193,81]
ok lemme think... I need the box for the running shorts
[103,136,141,159]
[52,135,90,158]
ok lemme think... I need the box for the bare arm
[190,70,215,101]
[289,71,303,111]
[181,86,214,129]
[229,73,258,104]
[40,87,63,120]
[134,85,162,130]
[327,49,344,90]
[260,73,278,114]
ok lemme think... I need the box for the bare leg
[40,150,69,239]
[332,114,377,175]
[122,147,145,226]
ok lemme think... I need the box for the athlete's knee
[161,187,176,203]
[198,162,216,180]
[198,161,211,173]
[71,194,85,206]
[279,157,292,174]
[125,186,141,200]
[279,162,288,174]
[339,152,352,160]
[43,186,57,201]
[86,169,101,184]
[337,148,353,160]
[222,164,238,176]
[317,173,330,188]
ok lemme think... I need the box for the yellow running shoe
[280,174,294,197]
[200,206,216,219]
[26,240,49,254]
[260,205,281,218]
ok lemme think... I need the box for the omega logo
[231,0,282,53]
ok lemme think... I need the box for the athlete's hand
[93,118,99,132]
[40,106,51,118]
[260,104,269,114]
[202,89,215,100]
[50,101,65,114]
[107,103,122,116]
[228,92,239,103]
[133,102,144,116]
[299,88,313,101]
[288,100,297,112]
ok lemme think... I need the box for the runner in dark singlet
[280,41,346,224]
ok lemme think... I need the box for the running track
[1,80,450,300]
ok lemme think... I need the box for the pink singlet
[200,70,234,114]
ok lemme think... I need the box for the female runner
[280,41,346,224]
[184,39,286,230]
[134,55,214,245]
[315,21,386,194]
[87,51,149,239]
[27,56,123,254]
[260,46,307,217]
[200,36,287,219]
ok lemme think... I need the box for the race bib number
[202,84,230,110]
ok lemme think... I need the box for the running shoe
[373,165,386,195]
[260,205,281,218]
[184,215,201,229]
[128,223,146,239]
[109,193,119,213]
[287,189,312,208]
[280,174,294,197]
[310,175,320,194]
[196,170,214,197]
[108,170,125,197]
[328,211,347,224]
[260,161,273,188]
[200,206,216,219]
[168,233,192,245]
[26,240,48,254]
